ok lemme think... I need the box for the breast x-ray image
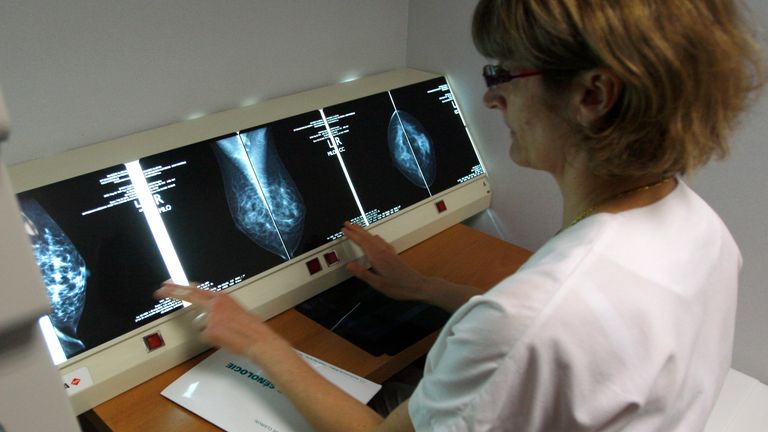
[213,127,306,260]
[18,198,87,357]
[387,110,436,188]
[388,77,485,193]
[16,76,485,363]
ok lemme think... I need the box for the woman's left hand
[154,283,289,363]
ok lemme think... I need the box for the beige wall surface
[0,0,410,166]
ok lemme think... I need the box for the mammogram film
[213,127,306,260]
[16,76,485,364]
[388,78,484,193]
[387,110,436,188]
[18,198,87,357]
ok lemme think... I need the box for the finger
[155,283,216,305]
[342,222,391,252]
[341,221,368,243]
[192,310,209,330]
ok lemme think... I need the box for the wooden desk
[90,224,532,431]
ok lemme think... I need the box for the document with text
[162,349,381,432]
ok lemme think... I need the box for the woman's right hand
[154,283,290,363]
[340,221,430,303]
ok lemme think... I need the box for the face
[482,70,574,177]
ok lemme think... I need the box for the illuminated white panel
[319,108,370,226]
[38,315,67,365]
[125,161,189,288]
[8,69,491,415]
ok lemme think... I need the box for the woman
[157,0,763,430]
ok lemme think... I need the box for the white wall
[0,0,409,166]
[406,0,768,383]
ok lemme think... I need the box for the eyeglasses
[482,64,542,88]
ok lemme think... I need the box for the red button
[306,257,322,275]
[324,251,339,266]
[143,332,165,351]
[436,200,447,213]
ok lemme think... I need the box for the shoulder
[408,222,614,430]
[411,180,740,430]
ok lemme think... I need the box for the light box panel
[9,69,491,413]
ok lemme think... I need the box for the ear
[572,68,622,127]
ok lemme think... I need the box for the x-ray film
[19,198,87,357]
[213,128,306,260]
[17,164,173,361]
[18,76,484,364]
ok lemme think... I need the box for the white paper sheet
[162,349,381,432]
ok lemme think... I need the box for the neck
[555,160,676,231]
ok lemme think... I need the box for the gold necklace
[560,177,674,233]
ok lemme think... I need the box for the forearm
[249,337,384,432]
[420,276,484,312]
[341,221,482,313]
[155,283,403,429]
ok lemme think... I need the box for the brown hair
[473,0,764,177]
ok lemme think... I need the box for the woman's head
[473,0,764,178]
